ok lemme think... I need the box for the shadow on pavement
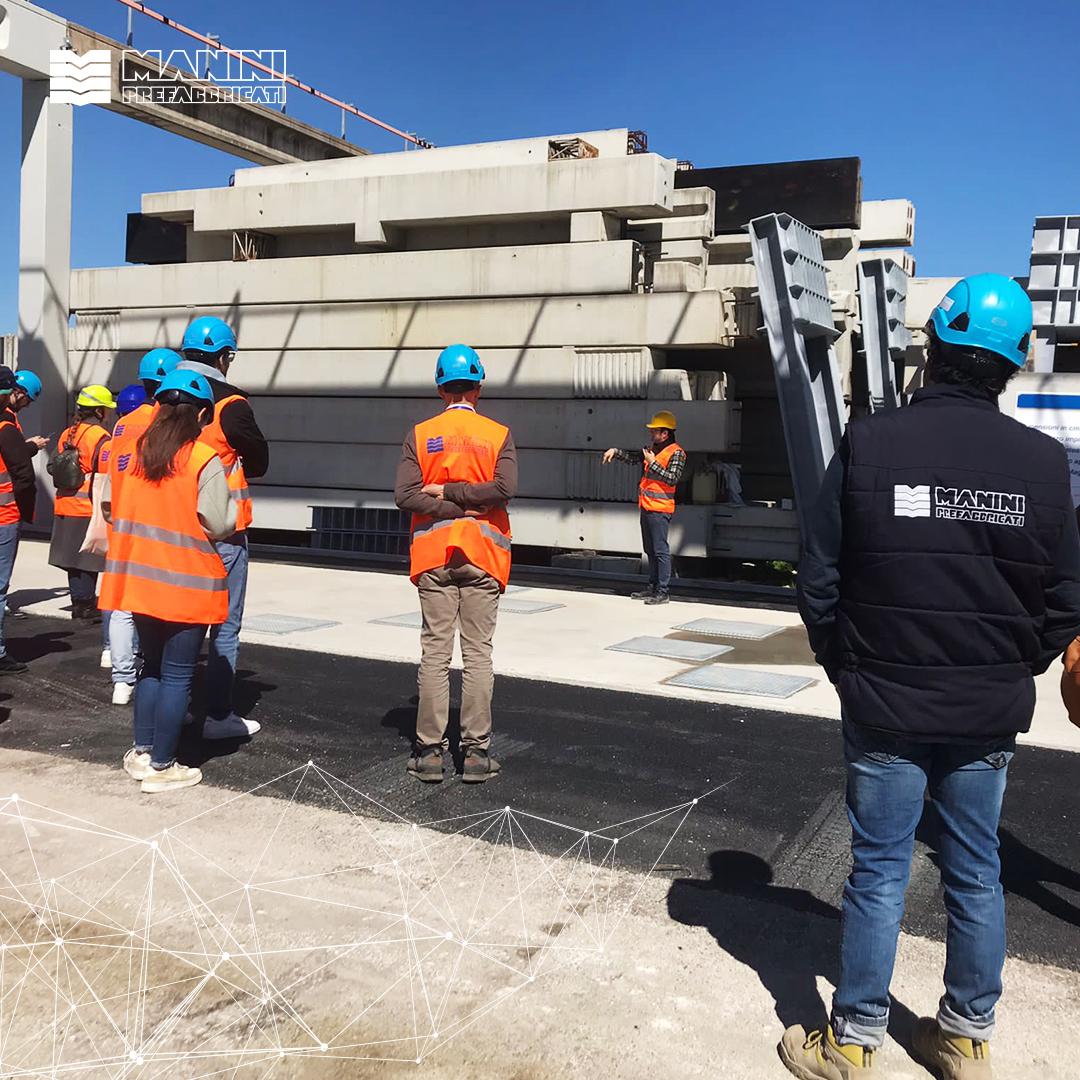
[667,850,918,1055]
[7,628,75,662]
[381,703,465,770]
[8,586,70,611]
[1000,829,1080,930]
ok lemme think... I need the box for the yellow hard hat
[76,384,117,409]
[646,410,677,430]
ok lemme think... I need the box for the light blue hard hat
[181,316,237,356]
[155,369,214,407]
[435,344,485,386]
[929,273,1033,368]
[14,370,42,401]
[138,348,182,383]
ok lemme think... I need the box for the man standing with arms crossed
[782,274,1080,1080]
[178,317,267,741]
[602,410,685,605]
[395,345,516,784]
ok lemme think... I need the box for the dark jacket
[178,361,269,479]
[0,408,36,522]
[798,384,1080,740]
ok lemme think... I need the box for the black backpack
[47,425,87,489]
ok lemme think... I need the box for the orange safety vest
[198,395,252,532]
[0,420,19,527]
[639,441,682,513]
[99,441,228,624]
[409,406,512,590]
[102,403,156,477]
[54,421,109,519]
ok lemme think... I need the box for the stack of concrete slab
[1027,215,1080,372]
[67,129,916,565]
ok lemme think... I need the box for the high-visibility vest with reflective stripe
[54,422,109,519]
[198,394,252,532]
[409,408,512,590]
[99,441,228,624]
[639,441,682,513]
[0,420,19,526]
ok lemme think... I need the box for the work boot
[72,600,102,623]
[778,1025,876,1080]
[0,656,28,676]
[407,749,444,784]
[122,748,153,781]
[913,1018,992,1080]
[644,591,670,605]
[462,747,501,783]
[630,586,657,600]
[140,763,203,793]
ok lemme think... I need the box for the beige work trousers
[416,557,501,753]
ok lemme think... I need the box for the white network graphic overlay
[0,763,729,1077]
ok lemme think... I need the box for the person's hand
[27,436,49,450]
[422,483,445,499]
[602,448,618,465]
[643,448,657,466]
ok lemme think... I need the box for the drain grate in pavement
[244,614,342,635]
[370,612,424,629]
[666,667,813,699]
[673,618,786,641]
[498,599,565,614]
[606,636,733,663]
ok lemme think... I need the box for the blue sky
[1,0,1077,335]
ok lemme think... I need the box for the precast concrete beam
[858,199,915,248]
[0,0,68,80]
[71,242,639,308]
[628,186,716,243]
[73,291,738,352]
[905,277,958,329]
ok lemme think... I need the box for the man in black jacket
[0,366,41,674]
[781,275,1080,1080]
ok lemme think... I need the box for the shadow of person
[381,703,464,771]
[998,828,1080,930]
[7,586,69,611]
[667,851,918,1053]
[7,628,74,662]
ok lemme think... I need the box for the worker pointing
[394,344,517,784]
[602,410,686,605]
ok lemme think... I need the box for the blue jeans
[833,720,1013,1048]
[0,522,20,659]
[640,510,672,592]
[67,568,96,602]
[109,610,139,685]
[133,616,207,770]
[207,533,248,721]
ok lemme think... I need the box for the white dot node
[10,794,17,802]
[151,840,158,850]
[416,1058,422,1065]
[583,832,590,838]
[221,952,230,961]
[54,938,62,947]
[130,1050,138,1060]
[613,838,619,845]
[244,883,249,890]
[320,1043,328,1052]
[279,1051,285,1058]
[137,1058,144,1066]
[393,859,398,867]
[693,798,699,805]
[504,805,510,812]
[445,931,453,940]
[307,760,314,767]
[529,975,535,982]
[50,878,55,884]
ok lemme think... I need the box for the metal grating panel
[667,667,813,699]
[606,636,733,662]
[498,599,565,614]
[370,612,423,629]
[674,618,786,641]
[573,347,652,399]
[245,614,341,635]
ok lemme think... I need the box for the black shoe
[630,587,657,600]
[462,747,501,783]
[72,600,102,623]
[0,656,28,675]
[644,591,670,605]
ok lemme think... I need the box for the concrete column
[18,79,72,526]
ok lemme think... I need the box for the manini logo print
[49,51,112,106]
[894,485,1025,527]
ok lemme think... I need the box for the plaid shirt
[613,446,687,487]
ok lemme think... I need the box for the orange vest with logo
[101,403,157,478]
[54,421,109,519]
[639,441,682,512]
[99,441,228,624]
[0,420,19,527]
[198,395,252,532]
[410,407,512,590]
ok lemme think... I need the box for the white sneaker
[111,682,134,706]
[122,749,153,781]
[203,714,261,740]
[100,648,112,670]
[141,763,203,793]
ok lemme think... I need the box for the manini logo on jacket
[894,484,1026,527]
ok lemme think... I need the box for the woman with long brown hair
[100,370,236,793]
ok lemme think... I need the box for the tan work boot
[913,1017,992,1079]
[779,1025,876,1080]
[141,763,203,793]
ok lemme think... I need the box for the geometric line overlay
[0,766,731,1071]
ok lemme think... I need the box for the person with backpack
[99,370,235,793]
[48,385,115,623]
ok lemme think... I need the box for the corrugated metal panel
[573,347,652,399]
[0,335,16,368]
[566,453,640,502]
[70,311,120,352]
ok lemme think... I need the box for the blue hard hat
[138,348,182,383]
[155,369,214,406]
[117,383,148,416]
[435,344,485,386]
[929,273,1033,368]
[181,316,237,356]
[14,370,42,400]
